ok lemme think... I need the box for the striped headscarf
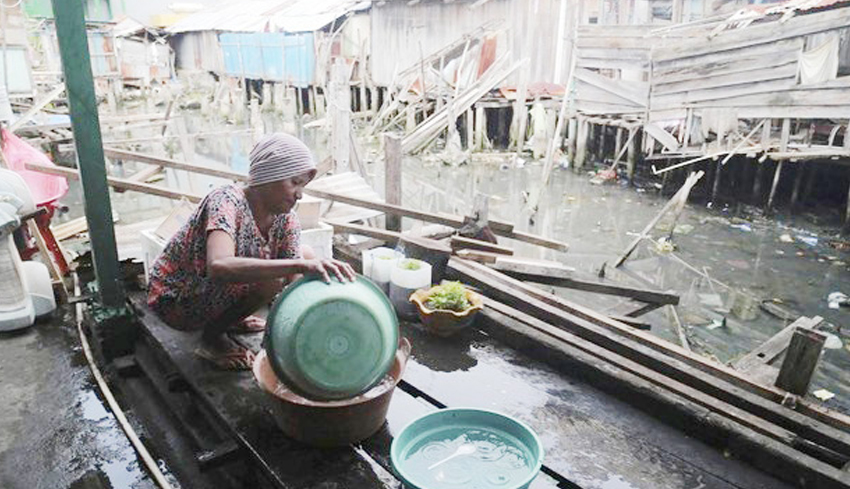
[248,133,316,187]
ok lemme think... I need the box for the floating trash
[823,334,843,350]
[796,235,818,247]
[827,292,848,310]
[730,223,752,232]
[779,234,793,243]
[813,389,835,402]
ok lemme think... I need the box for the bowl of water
[390,408,544,489]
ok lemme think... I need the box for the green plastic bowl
[265,275,399,401]
[391,408,544,489]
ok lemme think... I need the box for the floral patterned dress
[147,184,301,331]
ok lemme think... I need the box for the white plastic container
[362,247,402,294]
[300,222,333,261]
[20,261,56,317]
[389,258,432,319]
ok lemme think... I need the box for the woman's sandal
[194,345,256,371]
[226,315,266,334]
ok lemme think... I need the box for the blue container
[391,408,544,489]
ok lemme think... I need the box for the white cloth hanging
[799,34,839,85]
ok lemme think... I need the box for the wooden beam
[25,162,203,202]
[450,235,513,255]
[103,148,247,182]
[491,259,678,305]
[10,83,66,132]
[447,257,850,454]
[733,317,823,374]
[614,171,704,268]
[776,328,827,396]
[384,134,402,232]
[479,300,850,489]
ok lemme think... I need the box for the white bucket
[362,247,402,294]
[389,258,432,319]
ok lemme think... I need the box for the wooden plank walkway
[129,292,793,489]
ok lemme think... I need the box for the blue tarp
[219,32,315,86]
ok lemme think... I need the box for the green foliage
[399,259,422,271]
[425,281,471,312]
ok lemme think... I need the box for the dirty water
[0,308,164,489]
[50,107,850,417]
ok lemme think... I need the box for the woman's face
[265,170,315,214]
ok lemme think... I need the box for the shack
[559,0,850,229]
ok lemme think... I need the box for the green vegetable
[425,281,470,312]
[399,259,422,271]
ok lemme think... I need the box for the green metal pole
[51,0,124,307]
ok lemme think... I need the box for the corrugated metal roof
[166,0,369,34]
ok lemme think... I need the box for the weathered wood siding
[649,7,850,120]
[370,0,574,86]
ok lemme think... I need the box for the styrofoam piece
[301,222,333,261]
[20,261,55,317]
[141,228,167,283]
[367,247,402,283]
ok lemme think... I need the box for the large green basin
[265,275,399,401]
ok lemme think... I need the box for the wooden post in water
[767,119,791,212]
[575,116,588,169]
[567,118,578,164]
[474,105,486,150]
[775,327,826,396]
[466,108,474,151]
[331,58,350,172]
[844,121,850,235]
[711,159,723,203]
[384,134,403,232]
[627,128,638,183]
[790,164,805,210]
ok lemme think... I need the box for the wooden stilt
[753,162,766,202]
[767,161,784,212]
[576,117,588,169]
[843,179,850,236]
[790,164,805,209]
[775,328,826,396]
[711,159,722,203]
[331,59,351,172]
[567,118,577,164]
[384,134,403,232]
[614,127,624,164]
[466,108,474,151]
[626,128,637,183]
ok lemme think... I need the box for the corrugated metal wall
[370,0,574,87]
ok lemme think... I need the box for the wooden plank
[652,39,803,74]
[776,328,827,396]
[491,259,678,305]
[450,235,513,255]
[689,88,850,108]
[574,68,649,107]
[129,295,395,489]
[479,301,848,489]
[25,162,204,202]
[653,50,800,85]
[384,134,402,232]
[652,62,799,96]
[735,106,850,119]
[651,78,798,111]
[575,47,651,61]
[575,57,649,71]
[643,122,680,154]
[575,82,644,108]
[653,8,850,61]
[10,83,66,132]
[103,148,247,182]
[447,258,850,460]
[573,100,646,115]
[733,317,824,374]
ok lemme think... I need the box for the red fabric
[1,128,68,206]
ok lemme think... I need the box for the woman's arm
[206,230,356,283]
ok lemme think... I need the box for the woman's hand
[301,258,357,283]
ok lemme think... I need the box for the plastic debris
[779,234,793,243]
[730,223,752,232]
[654,237,675,253]
[796,235,818,247]
[813,389,835,402]
[823,334,844,350]
[707,318,727,330]
[827,292,848,309]
[698,293,724,309]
